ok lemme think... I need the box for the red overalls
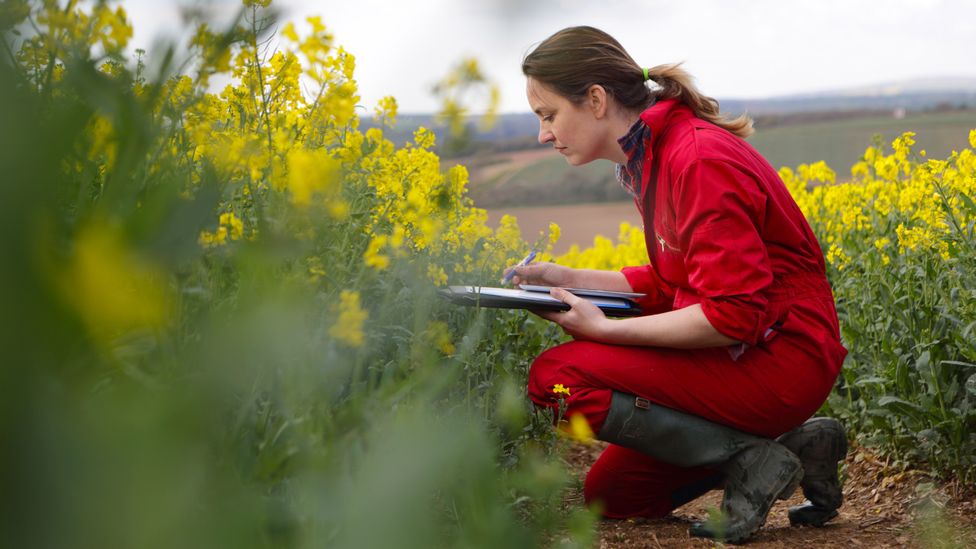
[527,99,847,518]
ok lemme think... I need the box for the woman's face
[526,77,606,166]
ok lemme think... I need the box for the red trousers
[527,337,838,519]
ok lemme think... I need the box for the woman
[509,26,848,543]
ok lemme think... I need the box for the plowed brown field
[485,201,643,255]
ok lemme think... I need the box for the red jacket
[621,99,846,367]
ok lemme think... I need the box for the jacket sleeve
[620,264,674,314]
[672,159,775,345]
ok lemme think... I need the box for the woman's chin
[564,155,591,166]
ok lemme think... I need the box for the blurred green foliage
[0,1,594,547]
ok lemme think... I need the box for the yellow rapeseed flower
[424,321,455,355]
[199,212,245,247]
[427,264,448,286]
[286,148,340,207]
[363,234,390,270]
[306,256,326,283]
[547,222,561,247]
[875,156,898,181]
[566,413,595,444]
[412,127,436,150]
[555,222,648,271]
[219,212,244,240]
[374,95,398,127]
[58,222,171,339]
[330,290,367,347]
[896,224,921,252]
[892,132,916,160]
[552,384,571,396]
[850,161,869,180]
[825,243,851,271]
[798,161,836,184]
[281,22,298,42]
[198,227,226,247]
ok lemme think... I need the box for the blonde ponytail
[648,63,754,139]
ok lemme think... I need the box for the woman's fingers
[549,286,581,305]
[541,287,610,341]
[504,261,570,287]
[513,262,549,285]
[531,308,557,321]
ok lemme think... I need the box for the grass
[749,109,976,174]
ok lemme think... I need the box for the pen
[501,250,537,285]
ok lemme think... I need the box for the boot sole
[789,505,839,527]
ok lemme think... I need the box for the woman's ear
[587,84,609,119]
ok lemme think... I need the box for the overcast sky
[120,0,976,114]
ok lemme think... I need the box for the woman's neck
[604,111,643,163]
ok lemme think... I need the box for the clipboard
[437,285,644,317]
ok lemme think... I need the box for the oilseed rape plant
[782,134,976,482]
[1,1,590,547]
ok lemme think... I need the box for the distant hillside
[463,109,976,208]
[360,77,976,209]
[364,76,976,156]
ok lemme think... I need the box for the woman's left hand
[533,287,613,341]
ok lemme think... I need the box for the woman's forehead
[526,78,560,110]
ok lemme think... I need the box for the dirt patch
[561,440,976,548]
[458,147,556,182]
[485,202,643,255]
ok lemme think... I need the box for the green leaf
[854,376,889,386]
[915,350,932,375]
[957,189,976,216]
[941,360,976,370]
[877,395,925,421]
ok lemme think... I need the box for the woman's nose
[538,127,554,145]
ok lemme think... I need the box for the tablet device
[438,286,643,317]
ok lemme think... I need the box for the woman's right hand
[505,261,574,287]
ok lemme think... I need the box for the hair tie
[642,67,650,82]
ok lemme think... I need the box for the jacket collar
[614,99,695,203]
[639,98,693,148]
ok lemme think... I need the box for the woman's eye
[542,114,554,122]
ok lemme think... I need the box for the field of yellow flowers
[1,1,973,546]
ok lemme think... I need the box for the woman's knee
[527,342,578,403]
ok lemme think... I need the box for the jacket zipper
[657,234,679,252]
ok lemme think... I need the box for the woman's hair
[522,26,753,138]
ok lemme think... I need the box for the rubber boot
[776,417,848,526]
[598,391,802,544]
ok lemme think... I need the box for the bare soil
[485,201,642,255]
[457,147,555,182]
[561,440,976,548]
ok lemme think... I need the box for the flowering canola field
[1,0,974,546]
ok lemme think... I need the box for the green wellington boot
[598,391,802,544]
[776,417,848,526]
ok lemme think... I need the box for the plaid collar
[615,116,652,198]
